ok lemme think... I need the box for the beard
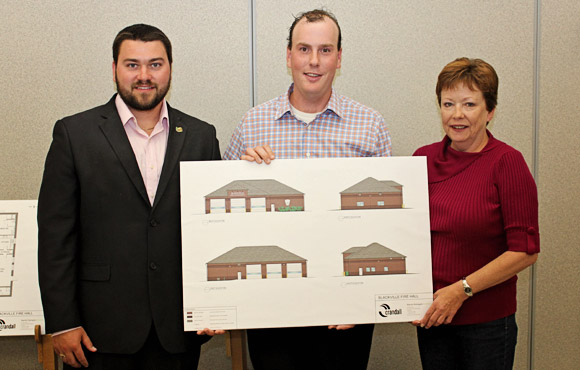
[116,77,171,111]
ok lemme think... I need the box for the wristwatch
[461,278,473,297]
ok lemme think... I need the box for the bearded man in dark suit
[38,24,220,369]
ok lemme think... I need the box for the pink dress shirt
[115,94,169,205]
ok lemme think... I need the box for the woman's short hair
[436,58,498,112]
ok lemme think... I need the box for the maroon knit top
[414,132,540,325]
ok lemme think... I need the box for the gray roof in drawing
[205,179,303,198]
[343,243,406,259]
[207,246,307,264]
[340,177,402,194]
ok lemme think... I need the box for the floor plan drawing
[0,200,44,336]
[0,213,18,297]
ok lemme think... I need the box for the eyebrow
[295,42,335,49]
[122,57,166,63]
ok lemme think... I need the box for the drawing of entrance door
[266,264,282,279]
[209,199,226,213]
[230,198,246,213]
[251,198,266,212]
[286,263,303,278]
[246,264,261,279]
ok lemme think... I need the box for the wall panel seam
[249,0,257,107]
[529,0,541,369]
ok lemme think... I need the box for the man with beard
[38,24,220,369]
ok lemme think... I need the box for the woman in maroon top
[412,58,539,370]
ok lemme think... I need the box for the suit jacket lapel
[98,97,151,207]
[152,106,186,211]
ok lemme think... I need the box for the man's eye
[127,63,138,68]
[151,63,161,68]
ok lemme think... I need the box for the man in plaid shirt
[223,8,392,370]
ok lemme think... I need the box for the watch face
[462,279,473,296]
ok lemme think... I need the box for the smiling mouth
[451,125,467,129]
[305,73,321,77]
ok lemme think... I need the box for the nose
[309,52,319,66]
[138,65,151,81]
[452,104,464,119]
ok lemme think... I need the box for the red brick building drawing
[207,246,307,281]
[205,179,304,214]
[340,177,403,210]
[343,242,406,276]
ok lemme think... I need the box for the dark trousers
[64,327,204,370]
[247,324,375,370]
[416,314,517,370]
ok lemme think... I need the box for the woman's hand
[411,251,538,329]
[328,324,355,330]
[412,281,468,329]
[197,328,226,336]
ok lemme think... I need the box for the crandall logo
[0,318,17,331]
[378,303,402,317]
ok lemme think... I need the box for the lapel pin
[175,126,183,133]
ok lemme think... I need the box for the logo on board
[378,303,402,317]
[0,318,17,331]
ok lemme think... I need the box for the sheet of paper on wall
[0,200,45,335]
[180,157,432,330]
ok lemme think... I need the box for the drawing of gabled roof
[340,177,402,194]
[207,246,307,264]
[343,243,406,259]
[205,179,303,198]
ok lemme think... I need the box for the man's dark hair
[287,9,341,50]
[113,24,172,64]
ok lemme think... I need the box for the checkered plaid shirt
[223,85,392,160]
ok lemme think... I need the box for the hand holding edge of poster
[180,157,432,331]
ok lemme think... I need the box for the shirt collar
[115,94,169,130]
[276,83,343,121]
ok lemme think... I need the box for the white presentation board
[180,157,432,330]
[0,200,44,336]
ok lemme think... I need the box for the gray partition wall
[0,0,250,200]
[0,1,249,369]
[255,2,535,368]
[535,1,580,369]
[1,1,578,369]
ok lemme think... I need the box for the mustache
[133,80,156,87]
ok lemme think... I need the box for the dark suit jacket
[38,96,220,354]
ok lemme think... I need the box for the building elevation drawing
[0,213,17,297]
[205,179,305,214]
[340,177,403,210]
[207,246,307,281]
[343,242,406,276]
